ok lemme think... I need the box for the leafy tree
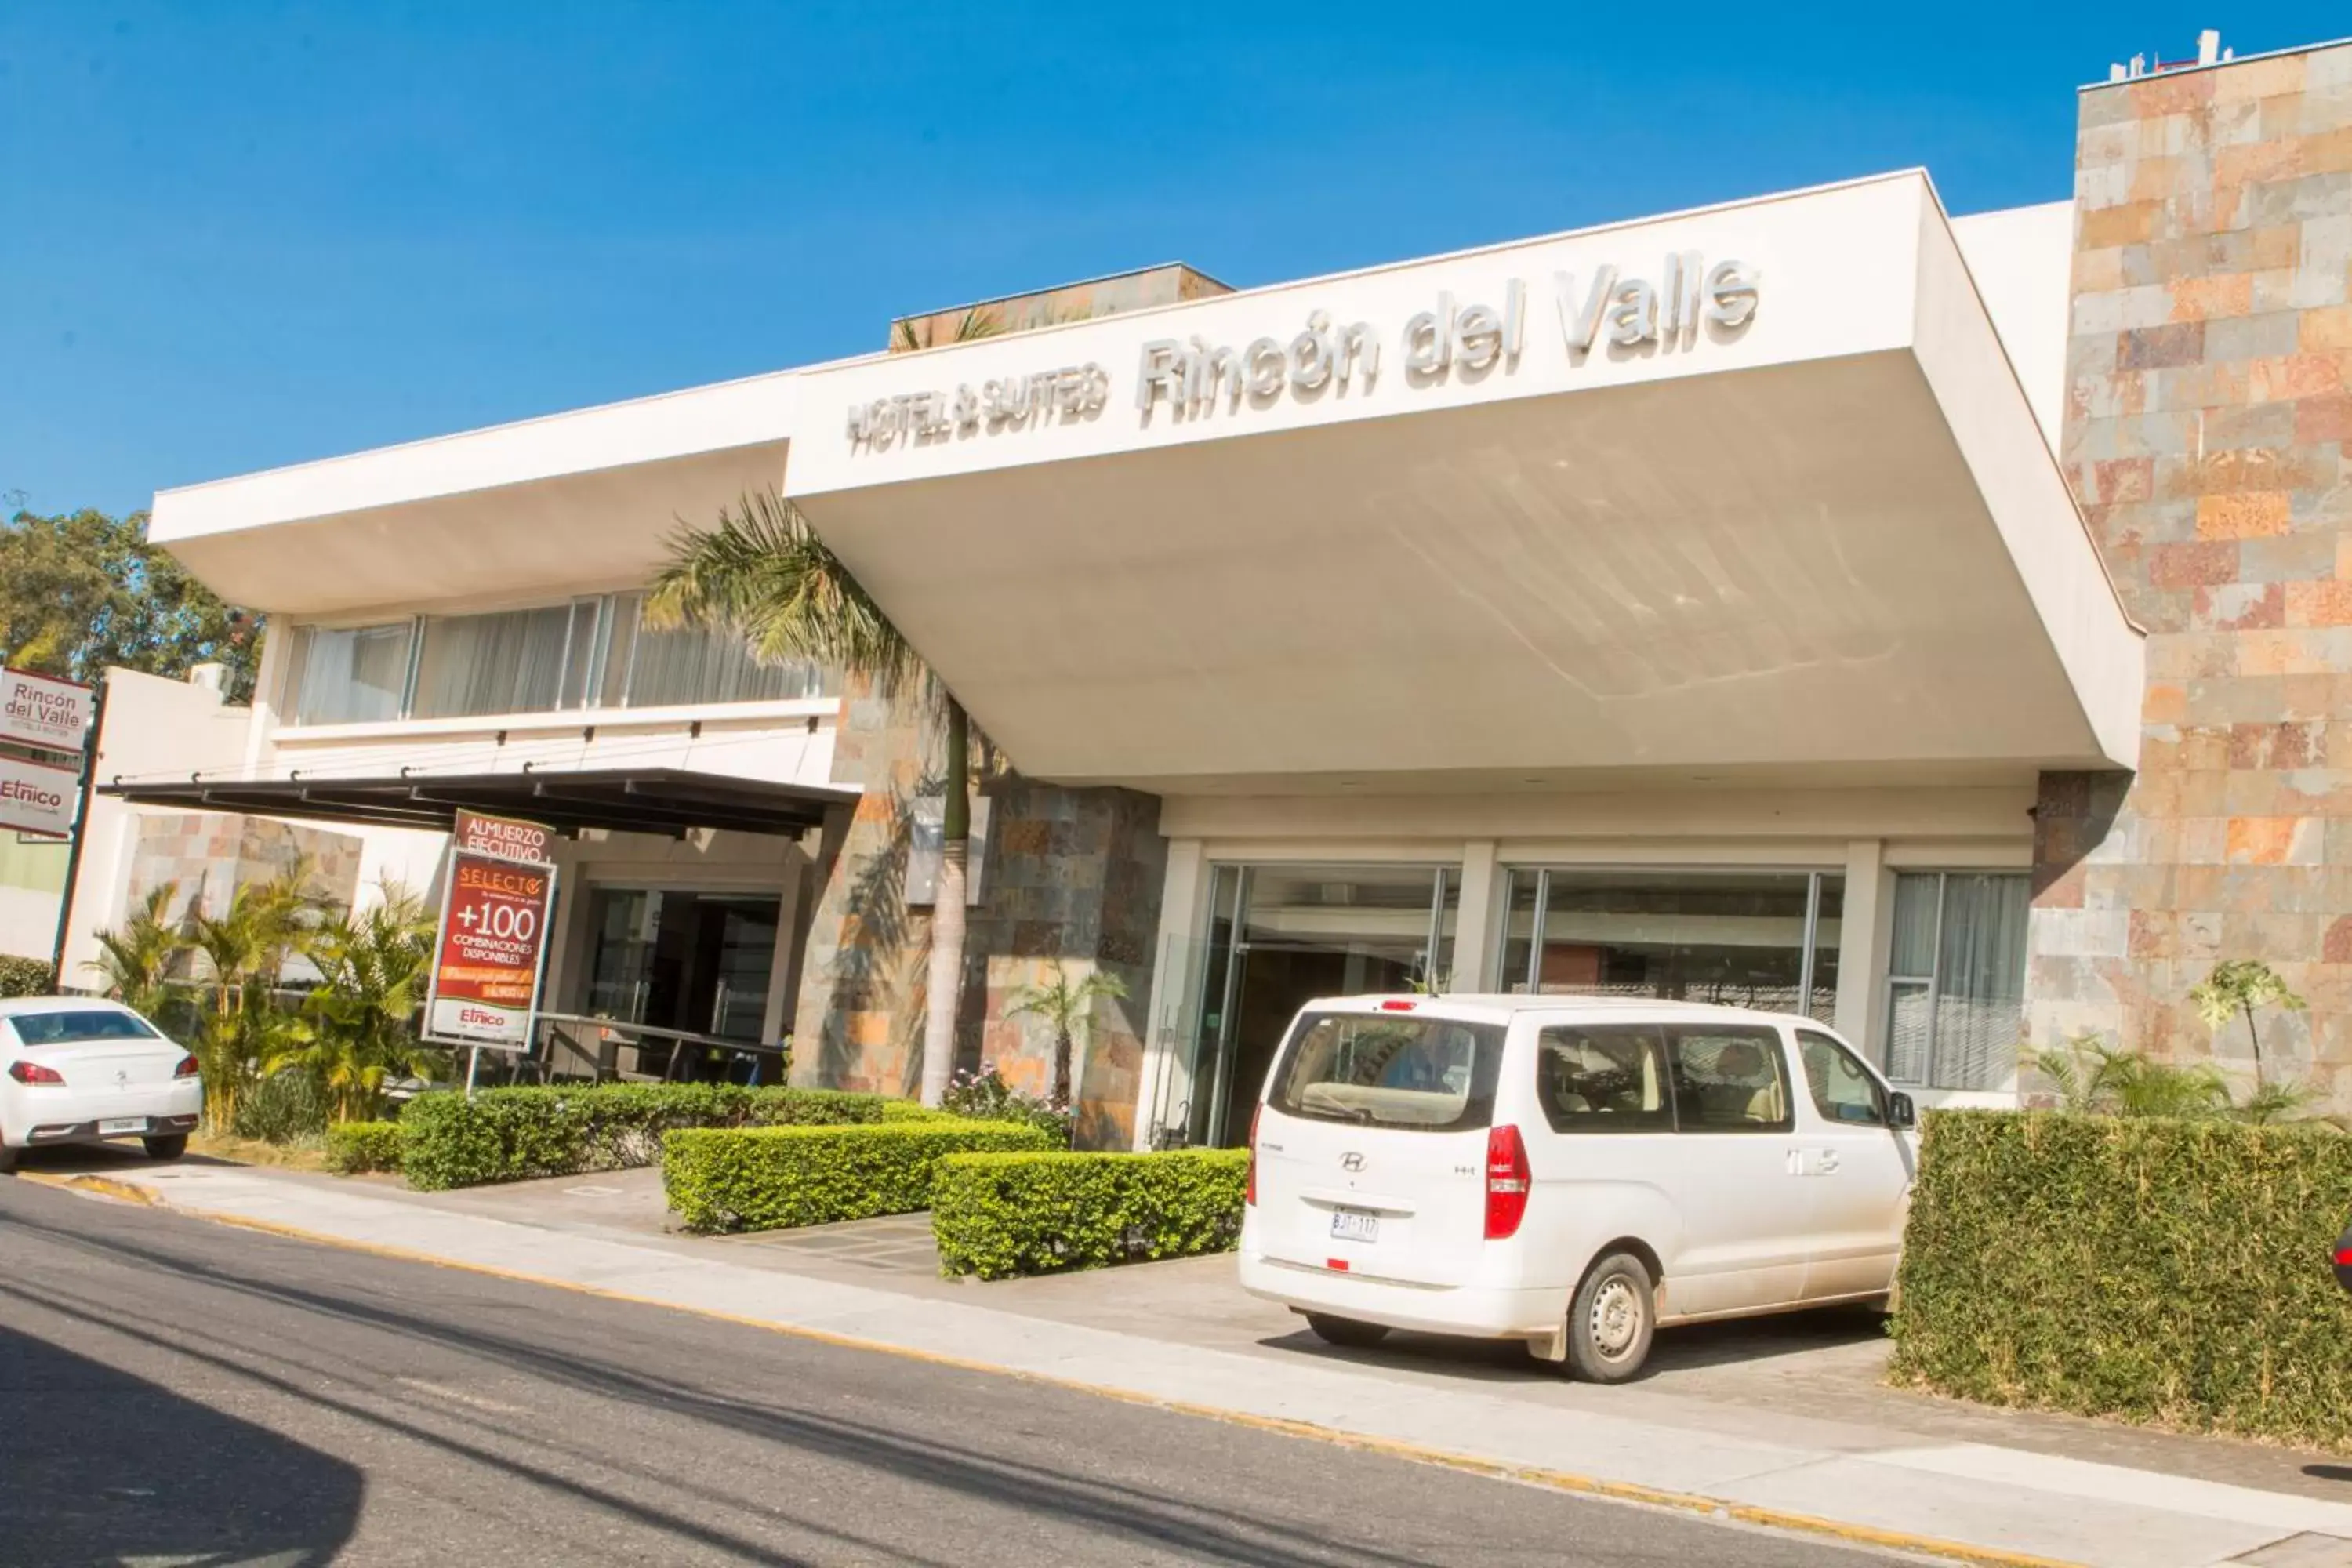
[1005,961,1131,1120]
[0,505,260,699]
[651,490,978,1107]
[2188,960,2307,1088]
[184,863,324,1128]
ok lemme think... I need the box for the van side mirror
[1888,1091,1916,1129]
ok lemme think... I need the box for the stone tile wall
[789,677,1167,1147]
[2031,42,2352,1094]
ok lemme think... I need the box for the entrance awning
[784,173,2143,793]
[100,766,856,839]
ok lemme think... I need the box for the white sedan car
[0,997,202,1172]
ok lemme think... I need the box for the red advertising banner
[426,815,557,1049]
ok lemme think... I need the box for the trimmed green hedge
[664,1120,1054,1234]
[399,1084,923,1191]
[932,1149,1249,1280]
[0,954,54,998]
[1891,1109,2352,1448]
[325,1121,403,1174]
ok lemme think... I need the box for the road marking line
[19,1174,2085,1568]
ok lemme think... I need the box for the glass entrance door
[1173,863,1458,1149]
[583,889,782,1074]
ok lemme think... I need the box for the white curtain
[290,623,412,724]
[1932,873,2031,1090]
[411,607,574,719]
[605,591,828,708]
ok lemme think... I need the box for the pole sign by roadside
[424,810,559,1051]
[0,752,81,838]
[0,666,96,755]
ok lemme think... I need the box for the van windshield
[1269,1011,1503,1132]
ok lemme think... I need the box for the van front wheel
[1566,1250,1656,1382]
[1303,1313,1390,1348]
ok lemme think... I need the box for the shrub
[663,1120,1054,1234]
[932,1149,1249,1280]
[1890,1109,2352,1448]
[233,1069,332,1143]
[325,1121,403,1174]
[941,1065,1071,1143]
[0,955,53,998]
[398,1083,913,1191]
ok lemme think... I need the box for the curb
[23,1174,2083,1568]
[15,1169,162,1206]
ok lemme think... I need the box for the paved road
[0,1177,1893,1566]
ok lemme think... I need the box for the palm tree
[649,491,975,1106]
[183,862,321,1128]
[86,882,187,1022]
[272,884,441,1121]
[1005,961,1131,1123]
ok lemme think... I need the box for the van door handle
[1817,1149,1840,1174]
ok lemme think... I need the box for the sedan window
[9,1010,162,1045]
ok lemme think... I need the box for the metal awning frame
[100,765,857,840]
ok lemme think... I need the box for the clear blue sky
[4,2,2343,520]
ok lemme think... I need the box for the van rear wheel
[1303,1313,1390,1348]
[1566,1250,1656,1382]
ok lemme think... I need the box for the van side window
[1534,1025,1673,1133]
[1666,1028,1792,1133]
[1796,1029,1888,1127]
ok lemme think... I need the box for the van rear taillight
[1245,1105,1261,1207]
[1484,1123,1530,1240]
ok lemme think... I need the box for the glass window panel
[1666,1025,1791,1132]
[288,622,413,725]
[1885,980,1933,1085]
[559,599,602,710]
[1536,1024,1673,1133]
[601,592,642,706]
[1932,873,2030,1091]
[1498,869,1539,993]
[1530,869,1816,1012]
[1808,875,1842,1023]
[621,596,833,709]
[411,605,575,719]
[1889,873,1941,978]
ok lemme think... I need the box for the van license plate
[1329,1209,1379,1243]
[99,1118,145,1134]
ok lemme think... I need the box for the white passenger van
[1237,995,1918,1381]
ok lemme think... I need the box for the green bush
[942,1065,1072,1144]
[234,1070,332,1143]
[325,1121,403,1174]
[932,1149,1249,1280]
[0,954,54,998]
[398,1083,913,1191]
[1891,1109,2352,1448]
[663,1120,1054,1234]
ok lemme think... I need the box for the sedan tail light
[1483,1123,1530,1240]
[173,1053,200,1079]
[8,1060,64,1085]
[1245,1105,1261,1207]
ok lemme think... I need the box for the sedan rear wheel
[0,1141,17,1174]
[142,1134,188,1162]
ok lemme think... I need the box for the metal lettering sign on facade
[0,666,95,754]
[426,811,558,1050]
[0,753,81,839]
[844,254,1759,452]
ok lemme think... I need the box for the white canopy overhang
[782,173,2141,793]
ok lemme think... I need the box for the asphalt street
[0,1175,1896,1566]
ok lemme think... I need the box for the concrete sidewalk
[21,1156,2352,1568]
